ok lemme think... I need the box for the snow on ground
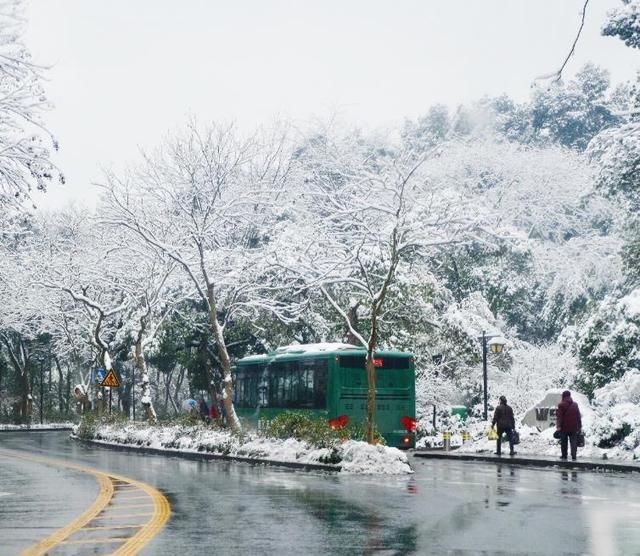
[419,385,640,461]
[438,414,640,461]
[0,422,74,431]
[455,423,609,460]
[81,422,413,474]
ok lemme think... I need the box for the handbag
[512,430,520,445]
[553,430,561,440]
[577,431,585,448]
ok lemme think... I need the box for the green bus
[233,343,416,448]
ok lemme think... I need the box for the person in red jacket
[556,390,582,461]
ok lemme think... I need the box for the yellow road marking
[97,513,154,519]
[61,538,131,545]
[0,448,170,556]
[107,503,155,509]
[82,525,145,531]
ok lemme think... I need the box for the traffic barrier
[443,431,451,451]
[462,431,471,443]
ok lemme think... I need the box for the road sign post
[101,369,121,388]
[100,369,121,416]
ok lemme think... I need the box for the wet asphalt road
[1,431,640,555]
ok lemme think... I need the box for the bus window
[234,365,261,408]
[338,355,412,389]
[313,360,327,409]
[266,359,327,409]
[300,359,327,409]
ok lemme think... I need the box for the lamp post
[39,358,44,425]
[480,331,505,420]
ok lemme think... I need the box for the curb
[0,426,75,433]
[413,451,640,474]
[73,436,342,472]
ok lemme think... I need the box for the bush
[598,423,632,449]
[158,412,203,427]
[76,413,99,439]
[264,411,384,448]
[76,411,129,440]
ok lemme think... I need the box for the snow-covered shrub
[591,370,640,453]
[264,411,383,447]
[576,289,640,394]
[77,419,413,474]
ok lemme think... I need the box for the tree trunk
[206,284,241,433]
[134,336,157,424]
[66,368,72,415]
[162,369,173,414]
[54,357,64,414]
[365,304,379,445]
[20,364,32,423]
[173,366,185,414]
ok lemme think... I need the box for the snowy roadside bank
[418,386,640,463]
[74,422,413,475]
[421,421,640,463]
[0,423,75,432]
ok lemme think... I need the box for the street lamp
[480,331,506,421]
[39,357,44,425]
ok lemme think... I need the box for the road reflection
[2,432,640,555]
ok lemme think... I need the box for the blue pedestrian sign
[95,368,106,384]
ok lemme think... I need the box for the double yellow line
[0,448,170,556]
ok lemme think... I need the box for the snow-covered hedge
[77,422,413,475]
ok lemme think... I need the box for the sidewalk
[413,449,640,474]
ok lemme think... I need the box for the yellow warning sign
[101,369,121,388]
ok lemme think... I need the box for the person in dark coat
[199,398,210,422]
[492,395,516,456]
[556,390,582,461]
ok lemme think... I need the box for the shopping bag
[512,430,520,445]
[487,426,498,441]
[577,431,585,448]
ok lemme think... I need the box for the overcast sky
[24,0,639,208]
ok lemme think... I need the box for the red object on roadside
[328,415,349,430]
[210,403,220,420]
[401,416,417,432]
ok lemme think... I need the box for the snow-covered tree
[284,129,483,443]
[0,0,62,213]
[118,251,183,423]
[575,288,640,394]
[100,122,294,433]
[24,210,131,413]
[530,64,621,150]
[588,122,640,208]
[424,138,622,340]
[602,0,640,49]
